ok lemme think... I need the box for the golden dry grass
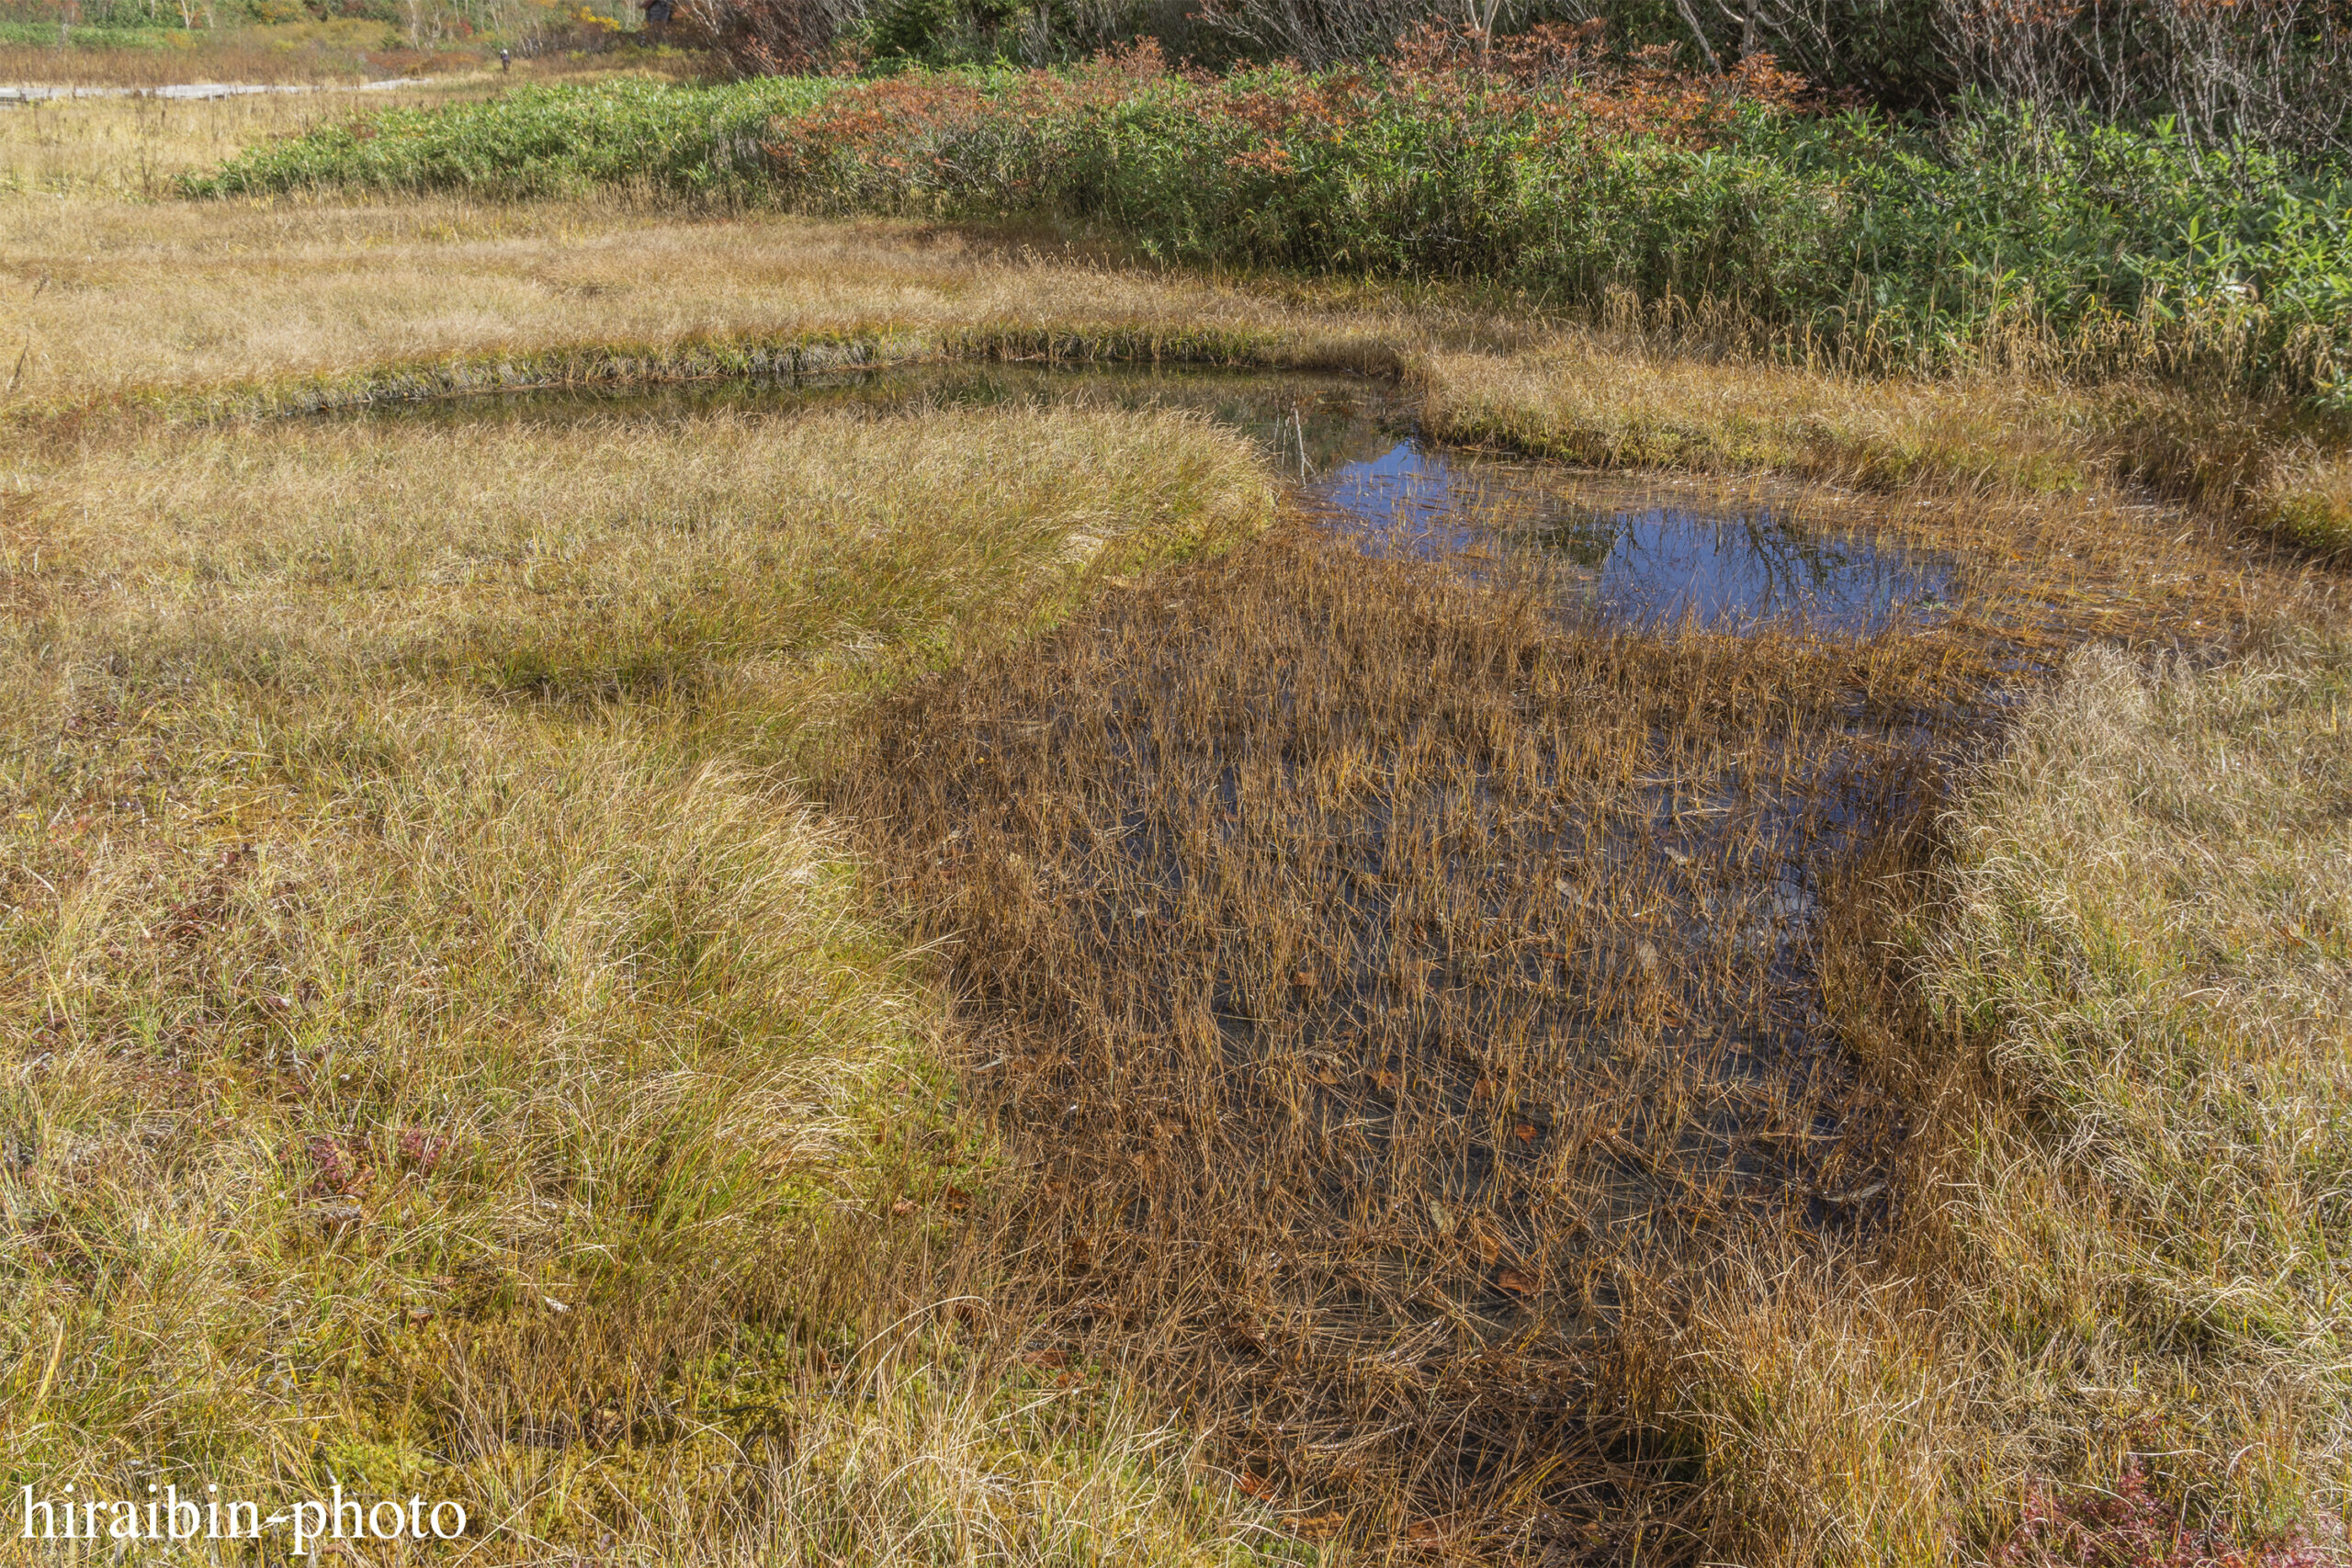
[4,89,2352,1562]
[2258,453,2352,557]
[0,196,1413,415]
[0,87,447,196]
[831,523,1964,1556]
[0,21,480,89]
[0,32,698,93]
[1416,339,2109,497]
[1419,333,2352,559]
[1926,639,2352,1537]
[0,400,1283,1563]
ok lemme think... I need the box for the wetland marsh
[0,79,2347,1565]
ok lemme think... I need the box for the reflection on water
[334,361,1950,634]
[1313,438,1950,634]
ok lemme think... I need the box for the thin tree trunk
[1670,0,1724,70]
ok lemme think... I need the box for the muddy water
[349,361,1951,635]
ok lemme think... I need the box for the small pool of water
[1314,439,1951,633]
[338,362,1951,635]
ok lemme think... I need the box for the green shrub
[192,76,837,199]
[193,40,2352,406]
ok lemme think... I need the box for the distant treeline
[696,0,2351,161]
[9,0,2346,156]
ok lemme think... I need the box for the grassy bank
[0,197,1410,403]
[0,180,2339,558]
[1415,342,2352,556]
[0,402,1277,1559]
[1648,634,2352,1566]
[1928,638,2352,1549]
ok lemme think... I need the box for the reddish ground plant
[1996,1460,2337,1568]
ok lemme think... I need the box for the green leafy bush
[193,76,836,198]
[194,36,2352,405]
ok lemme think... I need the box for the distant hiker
[640,0,673,39]
[499,46,511,69]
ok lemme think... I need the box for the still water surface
[349,360,1951,633]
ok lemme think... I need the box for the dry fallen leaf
[1820,1181,1888,1206]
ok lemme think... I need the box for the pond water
[349,359,1930,1295]
[1313,439,1949,632]
[347,361,1951,636]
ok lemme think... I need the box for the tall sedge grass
[2255,452,2352,555]
[1924,639,2352,1545]
[0,402,1280,1561]
[831,516,1976,1552]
